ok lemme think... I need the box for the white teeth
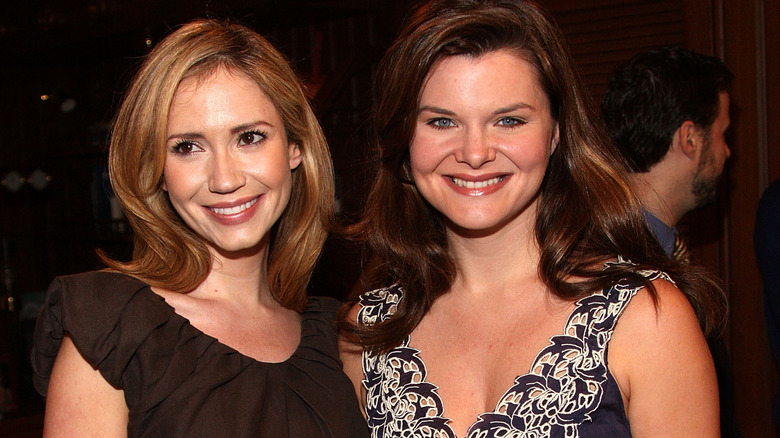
[451,176,503,189]
[209,197,258,215]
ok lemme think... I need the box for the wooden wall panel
[768,0,780,184]
[554,1,685,103]
[720,0,776,435]
[543,0,776,435]
[548,0,686,103]
[764,0,780,430]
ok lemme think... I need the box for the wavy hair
[346,0,726,352]
[102,20,334,312]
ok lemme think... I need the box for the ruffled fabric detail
[32,271,367,437]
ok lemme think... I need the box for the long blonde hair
[103,20,334,311]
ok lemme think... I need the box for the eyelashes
[496,117,526,127]
[171,140,202,155]
[237,130,267,146]
[427,118,457,129]
[424,116,528,130]
[169,129,268,155]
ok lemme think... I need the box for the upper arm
[609,278,719,438]
[43,334,128,438]
[338,303,367,414]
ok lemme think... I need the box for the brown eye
[238,130,266,145]
[172,141,200,154]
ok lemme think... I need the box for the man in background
[602,46,738,437]
[602,46,732,259]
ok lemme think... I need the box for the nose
[208,150,246,193]
[455,128,496,168]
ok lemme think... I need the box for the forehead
[167,67,283,131]
[420,49,549,109]
[175,66,258,97]
[427,48,539,80]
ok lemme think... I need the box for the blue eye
[428,118,456,129]
[497,117,525,127]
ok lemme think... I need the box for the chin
[208,238,267,257]
[445,217,517,238]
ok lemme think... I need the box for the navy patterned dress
[358,262,668,437]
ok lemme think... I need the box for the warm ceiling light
[1,171,24,193]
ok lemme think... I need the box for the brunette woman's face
[409,50,559,236]
[162,68,301,255]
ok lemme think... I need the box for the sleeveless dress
[32,271,369,437]
[358,262,669,438]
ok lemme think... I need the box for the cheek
[409,138,445,176]
[247,155,296,197]
[503,142,551,170]
[162,162,200,199]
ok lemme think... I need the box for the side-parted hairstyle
[601,46,734,173]
[346,0,726,352]
[102,20,334,312]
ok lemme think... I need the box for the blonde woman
[33,20,367,437]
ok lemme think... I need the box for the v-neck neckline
[359,270,651,437]
[143,285,305,365]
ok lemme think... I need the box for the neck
[195,243,275,306]
[630,172,685,227]
[445,205,541,297]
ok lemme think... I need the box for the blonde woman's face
[162,68,301,255]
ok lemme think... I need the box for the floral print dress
[358,261,667,437]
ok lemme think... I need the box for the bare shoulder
[44,335,128,437]
[608,277,719,437]
[338,302,366,413]
[617,276,703,337]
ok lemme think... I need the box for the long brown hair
[102,20,334,312]
[346,0,726,352]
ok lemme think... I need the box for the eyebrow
[494,103,536,114]
[166,120,274,141]
[417,103,537,116]
[418,105,455,116]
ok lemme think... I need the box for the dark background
[0,0,778,436]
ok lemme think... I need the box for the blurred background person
[602,45,738,437]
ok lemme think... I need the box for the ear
[550,122,560,155]
[675,120,699,160]
[161,178,167,192]
[288,142,302,170]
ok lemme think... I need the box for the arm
[338,303,367,414]
[43,334,128,437]
[609,278,719,437]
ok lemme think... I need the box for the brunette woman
[341,1,726,437]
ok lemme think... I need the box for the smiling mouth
[209,197,259,215]
[450,176,504,189]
